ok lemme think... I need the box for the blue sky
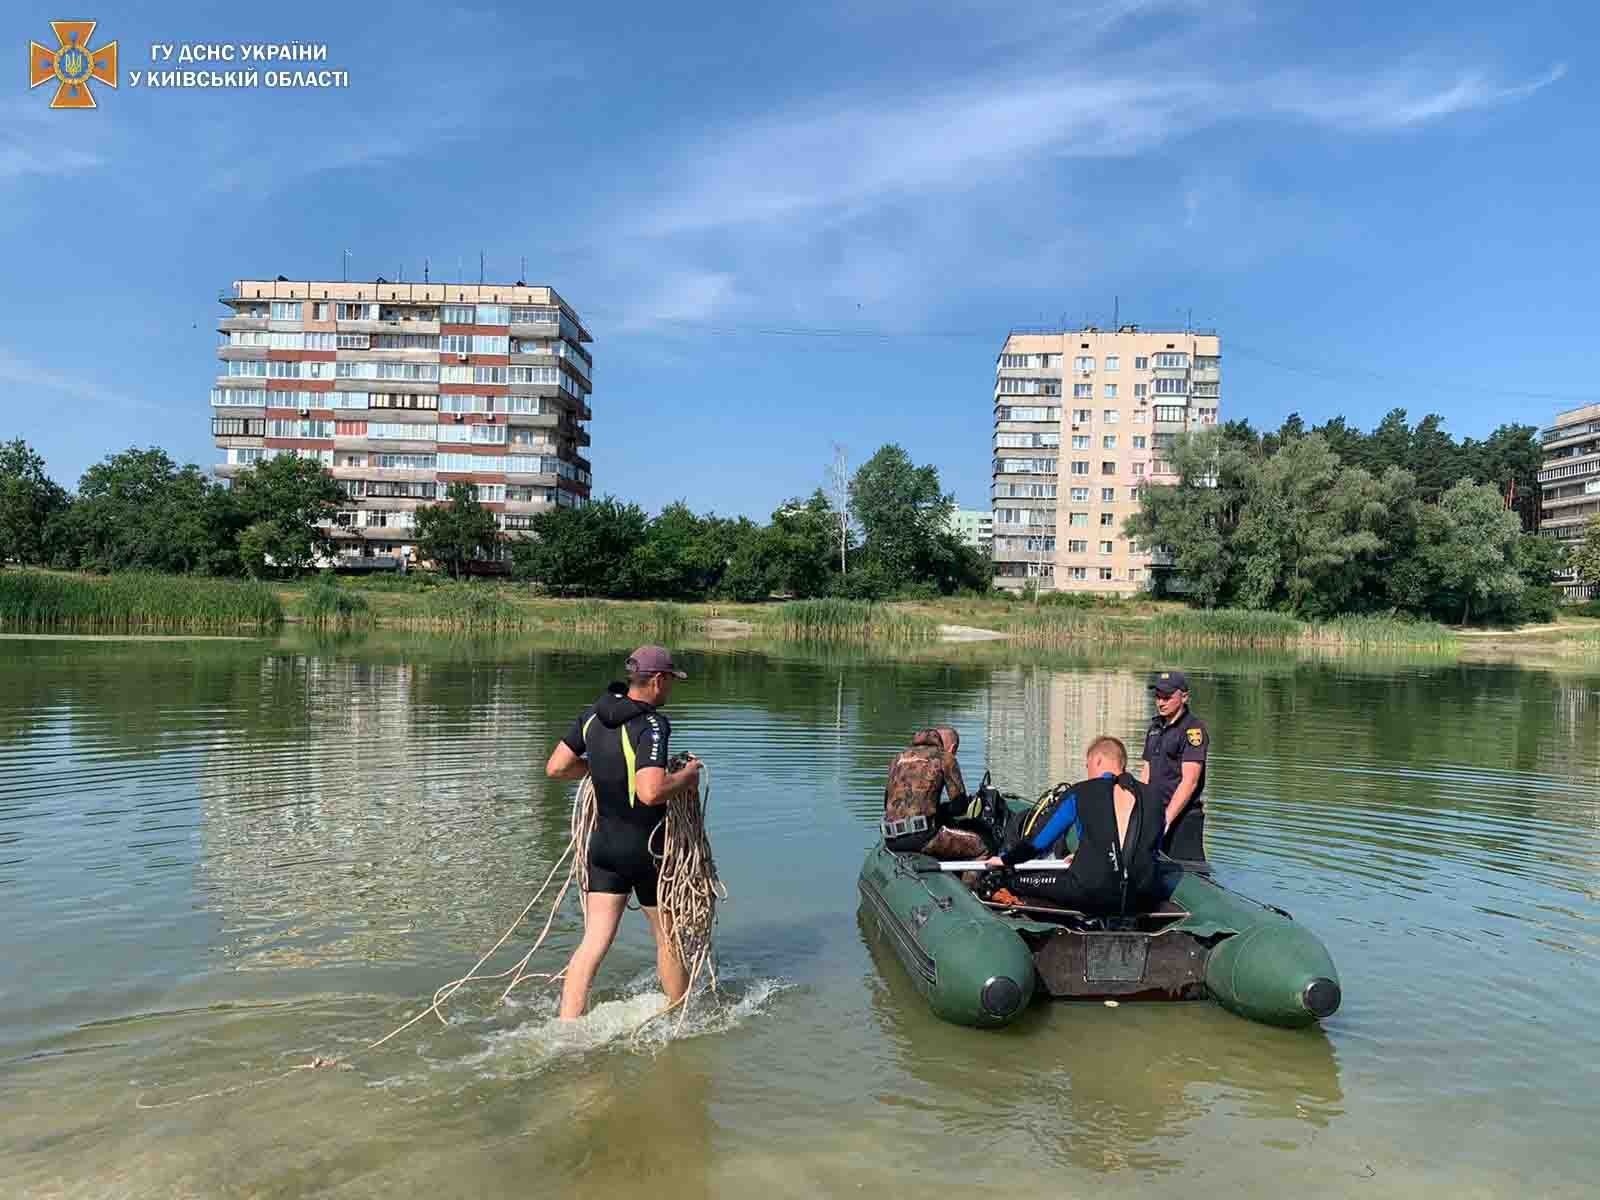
[3,0,1594,516]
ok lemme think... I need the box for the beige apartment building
[1538,401,1600,601]
[213,278,592,567]
[991,326,1220,593]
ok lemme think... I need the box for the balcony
[1191,365,1220,385]
[1537,454,1600,485]
[217,346,268,362]
[218,316,267,333]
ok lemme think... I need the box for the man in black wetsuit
[984,736,1169,917]
[545,645,703,1019]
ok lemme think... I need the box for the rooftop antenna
[424,257,430,283]
[520,255,526,281]
[342,249,351,282]
[1114,295,1119,328]
[479,250,485,285]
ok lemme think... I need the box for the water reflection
[858,912,1343,1176]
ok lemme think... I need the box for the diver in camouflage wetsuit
[881,727,992,859]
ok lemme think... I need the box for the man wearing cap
[1139,670,1210,863]
[545,645,703,1019]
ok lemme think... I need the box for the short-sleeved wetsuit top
[561,683,672,904]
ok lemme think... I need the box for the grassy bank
[0,570,282,631]
[777,598,940,643]
[995,605,1458,650]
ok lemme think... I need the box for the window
[327,392,369,410]
[441,304,476,324]
[1133,435,1147,449]
[1099,568,1114,581]
[336,302,378,321]
[1071,435,1090,449]
[1038,432,1059,448]
[1072,409,1092,423]
[373,453,436,470]
[269,331,304,350]
[1104,355,1119,371]
[334,419,366,436]
[1101,461,1116,475]
[1153,377,1187,395]
[1103,435,1117,449]
[509,365,561,385]
[439,365,471,383]
[368,422,435,441]
[1128,487,1140,500]
[211,416,263,437]
[312,302,329,321]
[304,332,337,350]
[267,418,333,439]
[1068,512,1088,527]
[1070,487,1089,501]
[1071,461,1089,476]
[440,394,492,414]
[998,405,1059,422]
[270,301,302,321]
[999,353,1027,369]
[476,304,509,325]
[268,360,300,379]
[229,330,268,347]
[1129,568,1144,582]
[337,333,369,349]
[436,424,507,445]
[1103,384,1117,399]
[371,393,437,410]
[302,361,329,380]
[211,387,268,407]
[1103,409,1119,424]
[1067,539,1087,553]
[510,305,558,325]
[376,362,438,380]
[227,360,269,377]
[1099,540,1114,553]
[228,447,267,465]
[439,334,470,354]
[1154,405,1187,422]
[1154,352,1188,368]
[1133,409,1148,424]
[1134,383,1148,398]
[1074,356,1095,371]
[1100,488,1115,503]
[438,452,506,473]
[1132,462,1145,477]
[1073,383,1093,398]
[1134,356,1148,369]
[1068,567,1088,581]
[1100,513,1115,526]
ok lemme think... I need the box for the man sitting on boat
[984,735,1171,917]
[882,727,998,859]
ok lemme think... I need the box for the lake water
[2,635,1597,1197]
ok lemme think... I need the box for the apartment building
[212,279,592,566]
[991,326,1220,593]
[1538,401,1600,600]
[948,508,994,555]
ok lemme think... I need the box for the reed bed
[298,576,374,627]
[777,599,939,643]
[1148,609,1304,647]
[547,600,698,640]
[1301,615,1457,649]
[382,583,532,630]
[0,570,282,631]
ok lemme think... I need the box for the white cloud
[0,347,160,413]
[1257,62,1568,131]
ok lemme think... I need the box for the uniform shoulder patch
[1186,727,1204,747]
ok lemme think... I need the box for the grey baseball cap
[626,645,687,679]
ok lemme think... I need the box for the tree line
[1127,411,1583,624]
[0,439,989,600]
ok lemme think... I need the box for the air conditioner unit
[457,353,469,361]
[298,407,310,417]
[453,413,465,422]
[485,413,496,422]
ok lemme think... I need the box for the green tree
[1124,428,1252,607]
[57,446,240,574]
[1570,516,1600,589]
[849,444,953,582]
[415,482,500,579]
[0,439,68,567]
[230,454,346,576]
[1418,481,1525,624]
[510,497,648,595]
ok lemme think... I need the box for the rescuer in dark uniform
[1139,669,1210,863]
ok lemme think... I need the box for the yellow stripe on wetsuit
[584,714,641,807]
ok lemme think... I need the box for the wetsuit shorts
[587,819,662,906]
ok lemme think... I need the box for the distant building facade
[1539,402,1600,601]
[948,508,993,555]
[991,326,1220,593]
[213,278,593,569]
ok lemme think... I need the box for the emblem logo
[29,21,118,109]
[1186,727,1204,747]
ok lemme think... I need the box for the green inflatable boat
[857,840,1342,1030]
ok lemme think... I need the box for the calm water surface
[1,636,1597,1198]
